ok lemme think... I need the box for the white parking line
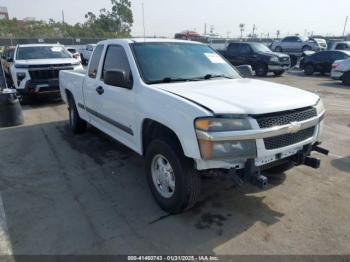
[0,194,12,255]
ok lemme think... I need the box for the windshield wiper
[147,74,233,84]
[147,77,201,84]
[202,74,233,80]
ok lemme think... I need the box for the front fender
[135,86,213,159]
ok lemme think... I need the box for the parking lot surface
[0,72,349,255]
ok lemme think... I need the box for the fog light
[16,72,26,86]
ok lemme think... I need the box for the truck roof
[17,43,64,48]
[99,38,202,45]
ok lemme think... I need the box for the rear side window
[101,45,131,80]
[88,45,104,79]
[332,52,349,60]
[335,44,349,50]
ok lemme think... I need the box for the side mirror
[236,65,254,78]
[6,57,13,63]
[104,70,132,89]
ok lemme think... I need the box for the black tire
[341,71,350,86]
[80,54,86,65]
[273,70,285,76]
[68,94,87,134]
[304,64,314,76]
[275,46,283,52]
[255,63,268,77]
[302,45,312,52]
[145,139,201,213]
[266,161,295,174]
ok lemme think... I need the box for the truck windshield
[132,42,240,84]
[16,46,72,60]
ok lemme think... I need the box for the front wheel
[302,45,312,52]
[145,140,201,213]
[68,95,87,134]
[342,71,350,85]
[255,63,268,77]
[304,64,315,76]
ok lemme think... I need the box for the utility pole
[252,24,257,38]
[62,10,65,24]
[226,31,231,39]
[204,23,207,35]
[343,16,348,37]
[276,30,280,39]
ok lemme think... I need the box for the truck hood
[257,51,289,58]
[157,79,319,115]
[14,58,78,65]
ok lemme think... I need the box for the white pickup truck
[11,44,83,98]
[59,39,328,213]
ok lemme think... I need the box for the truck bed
[59,69,86,104]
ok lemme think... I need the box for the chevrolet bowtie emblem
[288,122,302,133]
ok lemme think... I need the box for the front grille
[256,107,317,128]
[29,67,73,80]
[255,107,317,150]
[264,127,315,150]
[279,57,290,63]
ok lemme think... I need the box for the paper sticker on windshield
[204,53,226,64]
[51,47,63,52]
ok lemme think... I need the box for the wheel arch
[141,118,188,158]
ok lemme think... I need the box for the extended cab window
[227,44,240,56]
[238,44,251,55]
[102,45,132,81]
[88,44,104,79]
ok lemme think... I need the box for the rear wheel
[275,46,283,52]
[68,95,87,134]
[304,64,314,76]
[145,139,201,213]
[255,63,268,77]
[302,45,312,52]
[273,70,285,76]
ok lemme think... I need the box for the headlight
[315,99,325,115]
[270,56,279,63]
[195,118,257,160]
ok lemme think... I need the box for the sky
[0,0,350,38]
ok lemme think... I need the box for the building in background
[0,6,9,20]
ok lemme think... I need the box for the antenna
[142,0,146,39]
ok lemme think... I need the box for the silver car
[271,36,327,54]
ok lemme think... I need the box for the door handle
[96,86,104,95]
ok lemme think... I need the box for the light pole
[239,23,245,39]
